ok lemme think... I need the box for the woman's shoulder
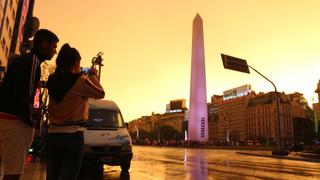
[73,74,90,87]
[73,74,99,90]
[76,74,88,82]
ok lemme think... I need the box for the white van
[82,99,133,172]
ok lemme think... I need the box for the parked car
[82,99,133,172]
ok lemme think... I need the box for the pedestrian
[46,43,105,180]
[0,29,59,180]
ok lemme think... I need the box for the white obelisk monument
[188,13,208,142]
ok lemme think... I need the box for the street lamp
[134,125,139,140]
[221,54,288,156]
[315,80,320,142]
[224,113,230,145]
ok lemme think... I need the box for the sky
[34,0,320,122]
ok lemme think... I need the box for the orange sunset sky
[34,0,320,122]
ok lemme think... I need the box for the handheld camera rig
[91,51,104,81]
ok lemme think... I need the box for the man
[0,29,59,180]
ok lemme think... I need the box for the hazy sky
[34,0,320,122]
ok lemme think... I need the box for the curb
[297,152,320,159]
[237,152,320,163]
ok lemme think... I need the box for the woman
[46,43,105,180]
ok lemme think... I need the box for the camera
[81,67,91,74]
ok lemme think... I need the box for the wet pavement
[128,146,320,180]
[20,145,320,180]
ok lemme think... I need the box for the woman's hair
[55,43,81,73]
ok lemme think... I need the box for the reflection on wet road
[81,146,320,180]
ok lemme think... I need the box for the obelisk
[188,13,208,142]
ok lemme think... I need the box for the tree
[150,125,183,141]
[293,117,316,145]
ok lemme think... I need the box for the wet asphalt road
[79,146,320,180]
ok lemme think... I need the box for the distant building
[0,0,36,84]
[218,95,249,143]
[162,99,187,133]
[158,112,185,133]
[247,92,293,145]
[128,99,187,135]
[216,85,252,143]
[166,99,187,113]
[287,92,316,144]
[129,84,310,145]
[223,84,251,100]
[213,85,294,145]
[0,0,19,68]
[10,0,34,55]
[0,1,4,29]
[207,95,223,143]
[128,113,160,134]
[291,100,307,119]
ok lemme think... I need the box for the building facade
[216,85,251,143]
[128,99,187,136]
[0,0,19,68]
[247,92,293,145]
[214,85,294,145]
[158,112,185,133]
[128,113,160,134]
[218,95,249,143]
[207,103,216,142]
[128,86,305,146]
[207,95,222,143]
[0,0,35,83]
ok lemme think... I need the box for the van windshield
[85,109,125,128]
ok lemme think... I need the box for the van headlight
[121,144,132,151]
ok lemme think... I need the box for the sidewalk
[295,152,320,160]
[20,155,46,180]
[237,151,320,163]
[20,155,103,180]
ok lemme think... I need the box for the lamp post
[134,125,139,141]
[225,113,230,145]
[247,66,285,155]
[221,54,288,155]
[315,80,320,142]
[312,98,318,143]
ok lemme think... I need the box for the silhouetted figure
[0,29,58,180]
[46,44,105,180]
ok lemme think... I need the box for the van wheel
[121,161,131,172]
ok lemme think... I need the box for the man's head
[33,29,59,61]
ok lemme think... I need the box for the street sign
[221,54,250,73]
